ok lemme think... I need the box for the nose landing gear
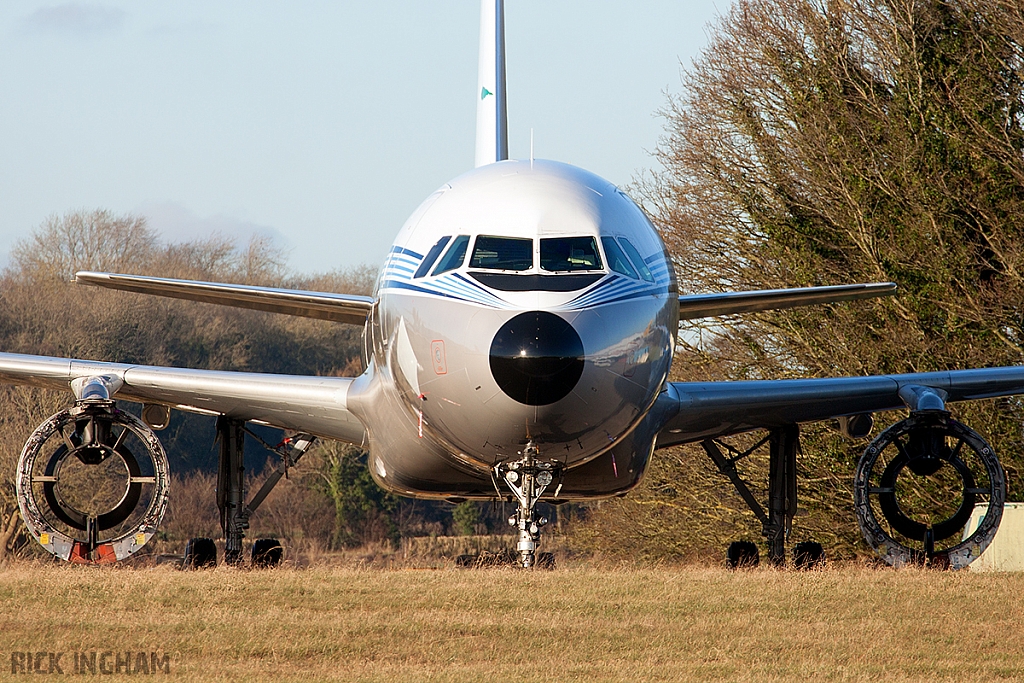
[494,442,560,568]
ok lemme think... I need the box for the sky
[0,1,731,275]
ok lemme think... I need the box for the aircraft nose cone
[489,311,584,406]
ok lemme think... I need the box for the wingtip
[863,281,897,294]
[73,271,107,284]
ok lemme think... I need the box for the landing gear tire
[793,541,825,569]
[726,541,760,569]
[854,412,1005,569]
[251,538,283,568]
[455,549,519,568]
[182,537,217,569]
[535,552,556,570]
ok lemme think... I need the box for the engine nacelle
[16,401,169,564]
[837,413,874,439]
[853,412,1005,569]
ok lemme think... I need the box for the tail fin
[475,0,509,167]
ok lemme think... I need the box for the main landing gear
[15,375,316,567]
[189,417,315,568]
[702,426,801,567]
[704,397,1006,569]
[493,441,561,568]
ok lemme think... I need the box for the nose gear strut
[494,441,559,568]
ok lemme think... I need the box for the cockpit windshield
[469,236,533,271]
[600,236,638,279]
[619,237,654,282]
[540,237,602,272]
[432,235,470,275]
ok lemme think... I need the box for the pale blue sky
[0,2,729,273]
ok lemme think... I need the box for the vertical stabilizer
[475,0,508,167]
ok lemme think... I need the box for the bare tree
[577,0,1024,560]
[0,211,374,562]
[11,209,155,283]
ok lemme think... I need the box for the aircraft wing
[0,352,367,444]
[654,366,1024,448]
[77,273,889,325]
[75,271,374,325]
[678,282,896,320]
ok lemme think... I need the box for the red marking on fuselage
[430,340,448,375]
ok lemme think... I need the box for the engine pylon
[16,400,169,564]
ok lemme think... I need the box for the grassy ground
[0,563,1021,682]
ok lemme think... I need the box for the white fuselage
[349,160,678,500]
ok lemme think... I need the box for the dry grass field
[0,562,1022,682]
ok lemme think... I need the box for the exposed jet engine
[837,413,874,440]
[854,411,1005,569]
[16,378,169,564]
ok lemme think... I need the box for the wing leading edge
[0,351,366,444]
[75,271,374,326]
[76,274,889,326]
[654,366,1024,448]
[678,282,896,320]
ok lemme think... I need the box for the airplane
[1,0,1014,569]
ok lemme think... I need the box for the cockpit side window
[413,236,451,278]
[619,237,655,282]
[469,236,533,271]
[600,236,638,279]
[540,237,603,272]
[432,235,470,275]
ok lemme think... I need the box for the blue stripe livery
[382,249,669,310]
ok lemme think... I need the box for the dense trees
[2,209,369,374]
[318,442,401,549]
[579,0,1024,560]
[0,210,374,559]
